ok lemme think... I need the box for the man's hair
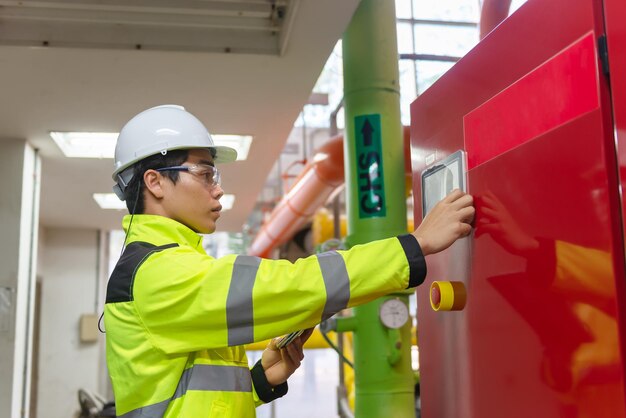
[124,150,189,214]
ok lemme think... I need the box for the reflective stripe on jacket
[105,214,426,417]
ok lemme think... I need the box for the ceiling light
[51,132,252,161]
[93,193,127,210]
[212,135,252,161]
[94,192,234,211]
[50,132,118,158]
[220,194,235,211]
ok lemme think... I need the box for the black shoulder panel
[105,241,178,304]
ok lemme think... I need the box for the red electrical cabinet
[410,0,626,417]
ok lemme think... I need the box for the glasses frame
[156,164,221,187]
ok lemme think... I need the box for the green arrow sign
[354,114,386,219]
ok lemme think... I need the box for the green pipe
[342,0,415,417]
[386,328,403,366]
[335,315,359,333]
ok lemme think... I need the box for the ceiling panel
[0,0,360,231]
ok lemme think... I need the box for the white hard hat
[112,104,237,200]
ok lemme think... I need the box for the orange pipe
[248,127,411,258]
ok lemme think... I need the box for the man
[105,105,474,418]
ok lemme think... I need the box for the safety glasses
[156,164,221,187]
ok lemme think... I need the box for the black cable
[120,180,141,255]
[320,328,354,369]
[97,312,106,334]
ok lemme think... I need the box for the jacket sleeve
[133,234,426,354]
[250,360,288,406]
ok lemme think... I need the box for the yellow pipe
[245,327,334,351]
[313,209,414,246]
[245,324,418,350]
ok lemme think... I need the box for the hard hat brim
[211,145,238,164]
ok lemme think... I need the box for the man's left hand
[262,328,314,387]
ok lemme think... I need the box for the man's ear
[143,169,165,199]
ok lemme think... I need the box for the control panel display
[421,151,466,218]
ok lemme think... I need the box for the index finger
[442,188,464,203]
[450,193,473,210]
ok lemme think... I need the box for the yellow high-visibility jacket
[105,214,426,417]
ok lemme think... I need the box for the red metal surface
[467,110,625,418]
[410,0,626,416]
[603,0,626,397]
[464,33,600,170]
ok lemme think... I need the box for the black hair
[124,149,189,214]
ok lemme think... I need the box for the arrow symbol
[361,118,373,147]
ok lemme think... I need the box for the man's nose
[212,184,224,200]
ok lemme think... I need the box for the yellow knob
[430,281,467,311]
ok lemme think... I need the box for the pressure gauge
[379,298,409,329]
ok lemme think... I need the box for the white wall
[37,227,108,418]
[0,140,40,418]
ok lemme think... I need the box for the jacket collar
[122,214,205,252]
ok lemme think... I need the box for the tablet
[275,329,305,349]
[421,150,467,218]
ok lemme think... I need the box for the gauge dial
[379,298,409,329]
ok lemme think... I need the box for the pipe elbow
[312,135,345,186]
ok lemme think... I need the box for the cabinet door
[410,0,626,417]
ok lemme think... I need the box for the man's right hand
[412,189,475,256]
